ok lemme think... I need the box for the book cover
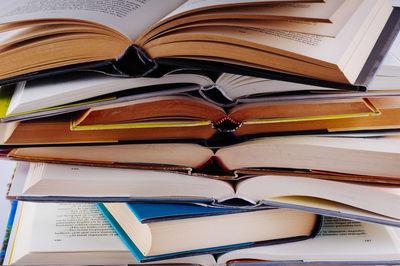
[125,202,268,223]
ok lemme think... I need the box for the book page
[218,217,400,263]
[144,0,391,84]
[6,71,213,116]
[0,0,186,40]
[22,163,235,199]
[165,0,321,19]
[30,202,126,252]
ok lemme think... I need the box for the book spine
[355,7,400,87]
[199,85,237,107]
[113,45,158,77]
[0,201,17,265]
[95,202,147,262]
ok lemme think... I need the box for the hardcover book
[0,0,398,90]
[2,96,400,145]
[96,202,319,262]
[7,161,400,227]
[0,71,343,122]
[7,135,400,183]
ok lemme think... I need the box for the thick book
[2,96,400,145]
[7,161,400,227]
[0,0,398,90]
[96,202,319,262]
[7,135,400,183]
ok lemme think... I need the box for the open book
[5,202,400,265]
[1,96,400,145]
[216,216,400,265]
[7,161,400,227]
[4,61,400,124]
[0,0,397,89]
[0,70,345,123]
[3,201,218,266]
[7,135,400,183]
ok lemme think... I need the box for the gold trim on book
[243,98,380,125]
[70,120,212,130]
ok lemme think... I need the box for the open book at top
[0,0,396,87]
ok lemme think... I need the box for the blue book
[97,202,321,263]
[124,202,267,223]
[0,201,18,265]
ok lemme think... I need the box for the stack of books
[0,0,400,265]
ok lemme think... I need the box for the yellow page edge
[7,202,24,265]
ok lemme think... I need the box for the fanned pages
[0,0,395,88]
[7,135,400,181]
[7,161,400,227]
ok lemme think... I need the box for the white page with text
[0,0,186,40]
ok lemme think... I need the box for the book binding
[113,45,158,78]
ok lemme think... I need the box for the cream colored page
[217,0,381,66]
[157,0,385,83]
[218,217,400,263]
[0,0,186,40]
[29,202,127,252]
[216,73,335,99]
[172,0,346,22]
[24,163,234,198]
[166,0,320,19]
[184,0,360,38]
[7,72,212,115]
[4,202,35,265]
